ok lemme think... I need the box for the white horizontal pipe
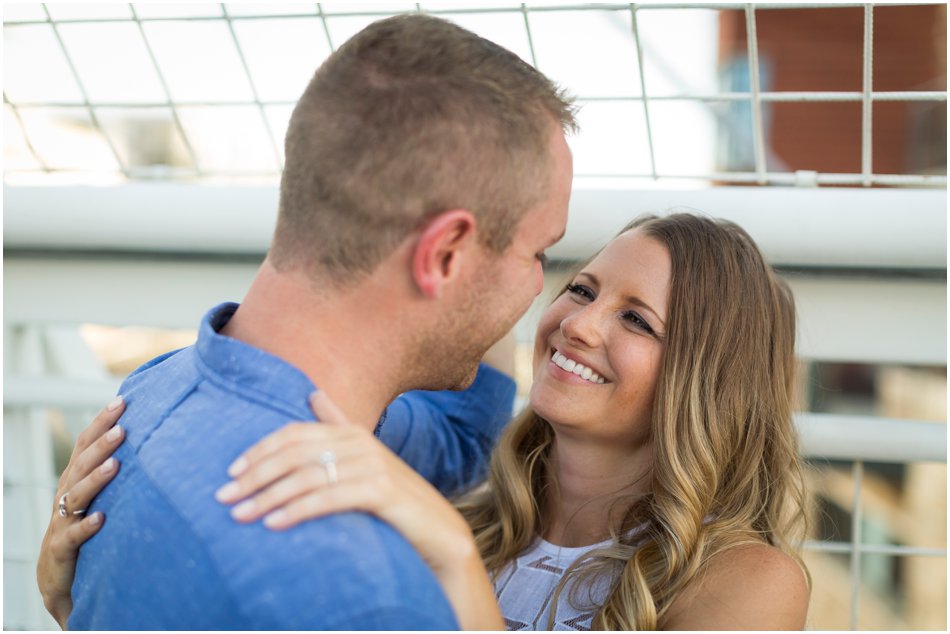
[4,184,946,268]
[559,185,946,268]
[4,376,122,409]
[801,541,947,557]
[4,184,278,254]
[796,413,947,464]
[4,376,945,464]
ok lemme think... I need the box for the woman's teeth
[552,350,605,384]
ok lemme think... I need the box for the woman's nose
[560,304,603,348]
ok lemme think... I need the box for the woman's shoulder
[662,542,809,630]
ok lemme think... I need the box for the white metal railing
[6,377,946,461]
[801,458,948,630]
[4,384,946,630]
[797,414,947,628]
[3,2,946,187]
[796,413,946,464]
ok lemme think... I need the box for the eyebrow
[576,271,667,327]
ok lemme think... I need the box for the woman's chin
[527,388,551,421]
[528,388,568,428]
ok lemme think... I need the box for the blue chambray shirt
[69,303,515,630]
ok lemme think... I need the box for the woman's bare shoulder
[663,542,809,630]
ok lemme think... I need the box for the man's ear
[411,209,478,299]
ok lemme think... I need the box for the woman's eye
[565,283,594,301]
[622,311,655,336]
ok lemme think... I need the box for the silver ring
[57,493,86,517]
[58,493,87,518]
[319,450,338,486]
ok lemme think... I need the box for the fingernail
[106,425,123,442]
[231,499,257,519]
[263,510,286,528]
[215,481,241,503]
[107,395,124,411]
[227,457,248,478]
[99,457,116,475]
[88,512,103,526]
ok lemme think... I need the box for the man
[64,13,575,630]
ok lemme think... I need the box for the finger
[218,433,368,504]
[64,457,120,513]
[72,396,124,457]
[229,464,336,522]
[226,422,315,478]
[226,421,360,479]
[309,390,351,427]
[217,438,345,504]
[49,512,105,562]
[261,478,382,530]
[60,423,125,494]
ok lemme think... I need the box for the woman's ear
[411,209,477,299]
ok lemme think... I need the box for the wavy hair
[455,213,810,629]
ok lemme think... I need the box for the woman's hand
[215,391,503,630]
[37,397,126,629]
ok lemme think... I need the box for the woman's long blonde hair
[455,213,809,629]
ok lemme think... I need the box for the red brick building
[718,5,946,178]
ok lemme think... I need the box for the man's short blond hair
[271,13,576,281]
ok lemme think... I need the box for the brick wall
[719,5,946,177]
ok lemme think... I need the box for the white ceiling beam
[4,183,946,269]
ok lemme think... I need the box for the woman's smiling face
[529,228,672,447]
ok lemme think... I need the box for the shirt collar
[195,302,390,430]
[194,302,318,421]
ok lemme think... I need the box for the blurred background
[3,2,946,630]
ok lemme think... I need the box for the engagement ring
[58,493,87,517]
[320,450,338,486]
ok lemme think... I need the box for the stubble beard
[405,269,517,392]
[399,326,482,393]
[408,306,497,392]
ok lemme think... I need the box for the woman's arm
[217,391,504,630]
[36,398,126,629]
[662,543,809,630]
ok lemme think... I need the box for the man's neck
[221,260,410,429]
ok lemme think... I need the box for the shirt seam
[122,367,288,625]
[115,451,260,626]
[120,385,431,628]
[193,347,314,422]
[134,378,201,451]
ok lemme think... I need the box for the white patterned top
[493,536,619,631]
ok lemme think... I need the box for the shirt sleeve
[377,363,516,498]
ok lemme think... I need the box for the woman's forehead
[582,229,672,312]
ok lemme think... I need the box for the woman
[39,213,810,629]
